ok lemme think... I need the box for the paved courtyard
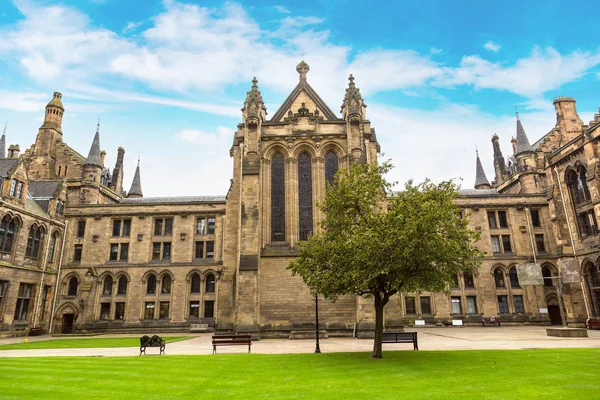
[0,326,599,358]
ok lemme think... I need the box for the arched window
[190,273,201,293]
[0,216,19,254]
[67,276,78,296]
[298,152,313,241]
[205,273,215,293]
[25,225,44,260]
[566,168,591,206]
[325,151,339,188]
[271,153,286,242]
[161,275,172,294]
[146,274,156,295]
[451,273,460,288]
[585,263,600,317]
[578,166,591,202]
[542,266,554,287]
[117,276,127,295]
[494,268,505,288]
[590,264,600,287]
[103,276,113,295]
[463,270,475,288]
[509,267,520,288]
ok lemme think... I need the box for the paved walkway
[0,326,599,358]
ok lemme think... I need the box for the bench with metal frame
[382,331,418,350]
[481,316,501,327]
[140,335,166,355]
[212,334,252,354]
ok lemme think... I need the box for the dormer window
[9,179,25,199]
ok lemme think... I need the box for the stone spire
[241,77,267,124]
[0,123,6,159]
[515,112,533,155]
[84,121,103,167]
[341,74,366,122]
[127,158,143,198]
[474,149,491,189]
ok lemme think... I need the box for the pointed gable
[270,61,338,122]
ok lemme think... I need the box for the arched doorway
[546,295,562,325]
[62,314,74,333]
[55,304,78,334]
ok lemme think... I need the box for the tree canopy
[288,162,483,358]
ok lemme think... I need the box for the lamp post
[314,293,321,354]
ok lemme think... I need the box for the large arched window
[146,274,156,295]
[325,151,339,188]
[0,216,19,255]
[117,276,127,295]
[542,266,554,287]
[205,273,215,293]
[67,276,78,296]
[298,152,313,241]
[566,167,591,206]
[161,275,172,294]
[25,225,44,260]
[103,276,113,295]
[190,273,201,294]
[509,267,520,288]
[585,263,600,317]
[494,268,506,288]
[271,153,286,242]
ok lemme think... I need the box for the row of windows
[0,216,60,264]
[0,282,51,322]
[404,294,525,316]
[73,240,216,263]
[76,217,217,239]
[97,300,216,321]
[487,209,542,230]
[490,234,546,254]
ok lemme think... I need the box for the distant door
[548,305,562,325]
[62,314,74,333]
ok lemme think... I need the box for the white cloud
[484,41,501,52]
[274,5,291,14]
[123,21,143,33]
[0,90,48,112]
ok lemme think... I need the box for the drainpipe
[524,207,541,320]
[32,226,54,328]
[49,220,69,334]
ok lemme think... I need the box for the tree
[288,162,483,358]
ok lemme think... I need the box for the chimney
[8,144,20,158]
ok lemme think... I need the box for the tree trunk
[372,291,387,358]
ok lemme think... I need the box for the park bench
[212,334,252,354]
[190,323,210,333]
[586,318,600,330]
[140,335,166,355]
[382,331,418,350]
[481,316,501,327]
[28,327,44,336]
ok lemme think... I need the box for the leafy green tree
[288,162,483,358]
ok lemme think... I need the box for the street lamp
[314,293,321,354]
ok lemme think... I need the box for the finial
[348,74,355,85]
[296,60,310,83]
[96,119,100,133]
[137,155,140,167]
[476,146,479,157]
[2,122,6,135]
[515,105,519,120]
[252,77,258,88]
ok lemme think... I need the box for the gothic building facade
[0,62,599,336]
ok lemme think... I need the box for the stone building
[1,62,599,336]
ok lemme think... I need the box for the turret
[110,147,125,194]
[491,133,508,184]
[40,92,64,133]
[474,150,491,189]
[80,122,103,204]
[32,92,65,165]
[341,74,368,163]
[0,123,6,159]
[241,77,267,128]
[127,158,143,198]
[514,113,538,193]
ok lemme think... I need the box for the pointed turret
[241,77,267,127]
[515,113,533,155]
[79,121,103,204]
[341,74,367,123]
[474,150,491,189]
[0,123,6,159]
[84,122,103,168]
[127,158,143,198]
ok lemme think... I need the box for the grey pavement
[0,326,599,358]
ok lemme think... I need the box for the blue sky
[1,0,599,196]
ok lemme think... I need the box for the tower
[33,92,64,161]
[110,147,125,194]
[80,123,103,204]
[514,113,538,193]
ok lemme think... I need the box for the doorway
[62,313,74,333]
[547,305,562,325]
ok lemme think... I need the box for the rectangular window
[189,301,200,319]
[40,286,50,320]
[487,211,497,229]
[9,179,16,196]
[498,295,509,314]
[144,302,155,319]
[466,296,477,314]
[120,243,129,261]
[497,211,508,228]
[55,200,65,215]
[152,242,171,261]
[14,283,33,321]
[196,218,206,235]
[405,296,416,315]
[152,243,161,260]
[112,220,121,237]
[163,243,171,260]
[204,300,215,318]
[113,219,131,237]
[451,296,462,314]
[154,219,163,236]
[100,303,111,320]
[115,302,125,320]
[15,181,24,199]
[206,241,214,259]
[154,218,173,236]
[452,273,459,288]
[77,220,86,238]
[195,241,204,259]
[109,243,128,262]
[514,295,525,313]
[159,302,170,319]
[109,243,119,261]
[73,244,83,262]
[501,235,512,252]
[577,210,598,238]
[530,209,541,227]
[207,217,216,235]
[420,296,431,315]
[491,236,501,253]
[0,281,8,316]
[535,234,545,252]
[48,234,57,263]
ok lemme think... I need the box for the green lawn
[0,349,598,399]
[0,336,192,350]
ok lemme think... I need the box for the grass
[0,336,192,350]
[0,349,598,399]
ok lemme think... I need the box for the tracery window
[103,276,113,296]
[494,268,506,288]
[566,167,591,206]
[298,152,313,241]
[25,225,44,260]
[271,153,286,242]
[325,151,339,188]
[0,216,19,255]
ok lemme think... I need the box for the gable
[270,82,339,122]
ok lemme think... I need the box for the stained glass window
[325,151,339,188]
[271,153,286,242]
[298,152,313,241]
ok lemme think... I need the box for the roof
[459,188,499,196]
[84,130,103,167]
[120,196,226,204]
[25,197,50,218]
[0,158,18,177]
[474,152,490,188]
[46,92,64,110]
[28,181,61,199]
[128,164,143,197]
[515,118,533,154]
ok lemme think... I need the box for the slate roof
[84,130,103,167]
[120,196,226,204]
[28,181,61,199]
[459,188,499,196]
[474,152,490,188]
[515,118,533,154]
[25,197,50,218]
[0,158,18,177]
[128,164,143,197]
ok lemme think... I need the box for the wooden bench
[140,335,166,355]
[382,332,418,350]
[586,318,600,330]
[190,323,210,333]
[481,317,501,327]
[212,334,252,354]
[28,327,44,336]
